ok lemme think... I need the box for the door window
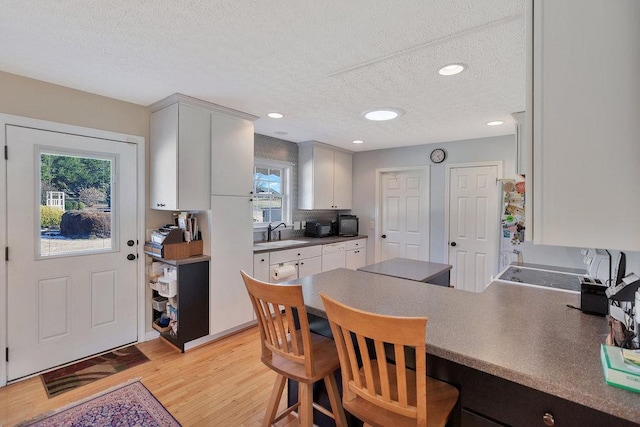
[39,149,115,257]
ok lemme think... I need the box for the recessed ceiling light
[363,108,403,121]
[486,120,505,126]
[267,112,284,119]
[352,140,364,144]
[438,64,465,76]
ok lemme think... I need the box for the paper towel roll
[272,265,297,281]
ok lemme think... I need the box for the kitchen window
[253,159,292,228]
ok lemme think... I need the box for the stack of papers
[601,344,640,392]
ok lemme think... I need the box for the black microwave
[337,215,358,237]
[305,221,333,237]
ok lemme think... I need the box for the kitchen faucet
[267,222,287,241]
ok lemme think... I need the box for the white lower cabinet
[253,253,270,283]
[346,248,366,270]
[298,256,322,278]
[321,243,346,272]
[345,238,367,270]
[268,245,323,283]
[258,239,367,283]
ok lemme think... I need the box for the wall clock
[430,148,446,163]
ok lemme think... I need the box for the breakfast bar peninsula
[286,268,640,426]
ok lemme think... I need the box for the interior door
[6,125,138,381]
[380,170,429,261]
[448,165,499,292]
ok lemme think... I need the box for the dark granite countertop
[357,257,451,282]
[253,235,366,254]
[289,268,640,424]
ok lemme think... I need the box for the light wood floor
[0,326,300,426]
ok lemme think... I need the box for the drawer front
[269,245,322,264]
[462,365,636,427]
[322,242,345,254]
[345,238,367,251]
[461,409,505,427]
[297,245,322,259]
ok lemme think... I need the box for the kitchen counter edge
[253,235,367,254]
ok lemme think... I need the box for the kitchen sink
[254,240,310,249]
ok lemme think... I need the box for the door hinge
[5,347,8,362]
[5,247,8,261]
[4,145,7,160]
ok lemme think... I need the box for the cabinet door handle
[156,203,165,207]
[542,412,555,426]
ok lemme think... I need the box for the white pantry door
[6,125,138,381]
[448,164,499,292]
[380,169,429,261]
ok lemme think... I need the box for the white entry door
[447,164,500,292]
[6,125,139,381]
[379,169,429,261]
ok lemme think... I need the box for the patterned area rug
[41,345,149,397]
[20,381,180,426]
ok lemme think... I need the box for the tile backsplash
[253,134,349,241]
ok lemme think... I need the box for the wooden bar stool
[240,271,347,427]
[320,293,459,427]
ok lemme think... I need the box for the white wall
[352,134,588,271]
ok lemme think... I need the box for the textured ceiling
[0,0,526,152]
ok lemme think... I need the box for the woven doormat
[40,345,149,398]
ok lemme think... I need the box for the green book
[601,344,640,393]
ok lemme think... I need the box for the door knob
[450,242,457,247]
[127,254,136,261]
[127,240,135,247]
[381,234,387,239]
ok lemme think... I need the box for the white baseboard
[144,330,160,341]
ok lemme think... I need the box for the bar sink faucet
[267,222,287,241]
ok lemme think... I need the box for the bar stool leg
[263,374,286,427]
[298,382,314,426]
[324,374,348,427]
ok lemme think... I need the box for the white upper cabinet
[149,94,258,210]
[150,101,211,210]
[211,114,254,197]
[528,0,640,251]
[332,150,353,209]
[298,141,353,210]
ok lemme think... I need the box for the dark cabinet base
[149,256,209,353]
